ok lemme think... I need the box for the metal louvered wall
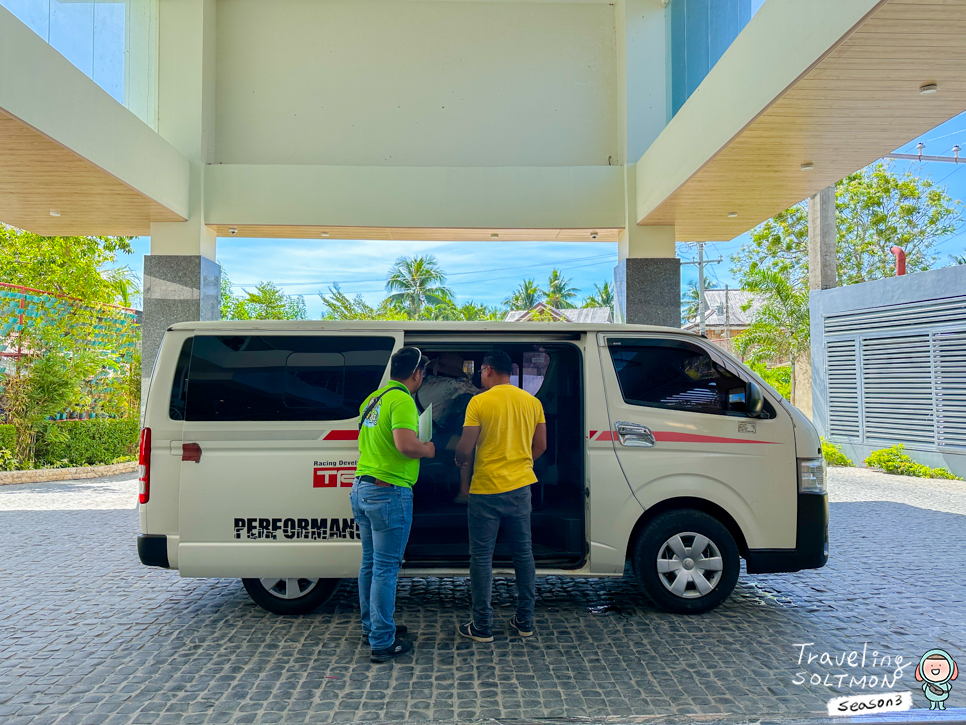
[823,296,966,452]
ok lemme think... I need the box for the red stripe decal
[589,430,598,439]
[324,430,359,441]
[598,430,615,442]
[652,431,779,445]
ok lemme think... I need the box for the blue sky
[113,110,966,317]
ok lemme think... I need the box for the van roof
[168,320,699,336]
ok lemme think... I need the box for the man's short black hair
[390,347,429,380]
[482,350,513,377]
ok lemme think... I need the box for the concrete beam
[204,164,625,231]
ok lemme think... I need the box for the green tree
[951,250,966,265]
[731,163,962,288]
[385,255,452,317]
[319,286,409,321]
[503,279,542,310]
[681,278,718,322]
[582,281,614,309]
[102,266,142,309]
[543,269,579,309]
[241,282,307,320]
[220,273,249,320]
[0,227,133,304]
[734,270,810,407]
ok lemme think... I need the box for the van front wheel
[242,577,341,615]
[632,509,739,614]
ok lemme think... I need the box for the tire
[242,577,341,615]
[631,509,739,614]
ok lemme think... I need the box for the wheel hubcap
[259,578,319,600]
[656,532,724,599]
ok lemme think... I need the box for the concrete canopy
[636,0,966,242]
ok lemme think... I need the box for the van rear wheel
[632,509,739,615]
[242,577,341,615]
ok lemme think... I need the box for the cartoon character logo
[915,649,958,710]
[362,403,380,428]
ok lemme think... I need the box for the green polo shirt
[356,381,420,488]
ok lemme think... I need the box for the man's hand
[454,425,482,468]
[393,429,435,459]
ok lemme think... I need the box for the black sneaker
[370,638,414,663]
[362,624,408,643]
[457,621,494,643]
[508,615,533,638]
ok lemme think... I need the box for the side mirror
[745,380,763,418]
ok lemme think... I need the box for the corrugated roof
[683,290,758,330]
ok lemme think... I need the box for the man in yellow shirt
[454,350,547,642]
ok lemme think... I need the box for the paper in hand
[418,404,433,443]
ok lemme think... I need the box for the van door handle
[615,421,655,448]
[182,443,202,463]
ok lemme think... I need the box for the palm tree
[681,278,718,323]
[385,255,452,317]
[503,279,541,310]
[734,270,809,406]
[102,266,141,309]
[543,269,579,309]
[951,250,966,265]
[582,281,614,309]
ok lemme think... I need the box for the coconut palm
[543,269,579,309]
[951,250,966,265]
[102,266,141,309]
[582,281,614,309]
[681,278,718,323]
[503,279,541,310]
[385,255,452,317]
[734,270,809,406]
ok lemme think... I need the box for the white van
[137,321,828,616]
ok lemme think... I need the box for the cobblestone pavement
[1,468,965,724]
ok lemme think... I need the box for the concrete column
[613,0,681,327]
[614,220,681,326]
[808,185,836,290]
[142,0,219,401]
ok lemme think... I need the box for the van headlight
[798,458,826,494]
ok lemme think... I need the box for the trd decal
[313,465,356,488]
[233,517,360,541]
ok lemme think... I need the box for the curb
[498,708,966,725]
[0,461,137,485]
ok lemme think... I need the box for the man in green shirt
[351,347,435,662]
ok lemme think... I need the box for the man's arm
[392,428,435,459]
[531,422,547,461]
[454,425,482,469]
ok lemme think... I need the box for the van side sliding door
[597,333,796,553]
[177,331,403,578]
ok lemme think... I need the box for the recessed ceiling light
[320,231,329,237]
[728,212,738,218]
[228,227,237,235]
[490,233,499,238]
[920,83,938,95]
[49,209,60,217]
[801,162,814,171]
[590,231,599,239]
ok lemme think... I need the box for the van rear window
[181,335,394,421]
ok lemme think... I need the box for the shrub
[0,448,17,472]
[864,444,963,480]
[821,438,854,467]
[750,363,791,401]
[33,418,139,469]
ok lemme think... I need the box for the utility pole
[724,284,731,352]
[681,242,723,336]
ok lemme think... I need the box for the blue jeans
[468,486,536,633]
[350,479,414,650]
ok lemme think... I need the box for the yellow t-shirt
[464,384,546,495]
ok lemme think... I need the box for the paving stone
[2,470,966,723]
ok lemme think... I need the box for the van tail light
[138,427,151,504]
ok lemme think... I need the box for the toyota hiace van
[137,321,828,615]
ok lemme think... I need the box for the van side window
[169,339,194,421]
[184,335,395,421]
[608,339,746,416]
